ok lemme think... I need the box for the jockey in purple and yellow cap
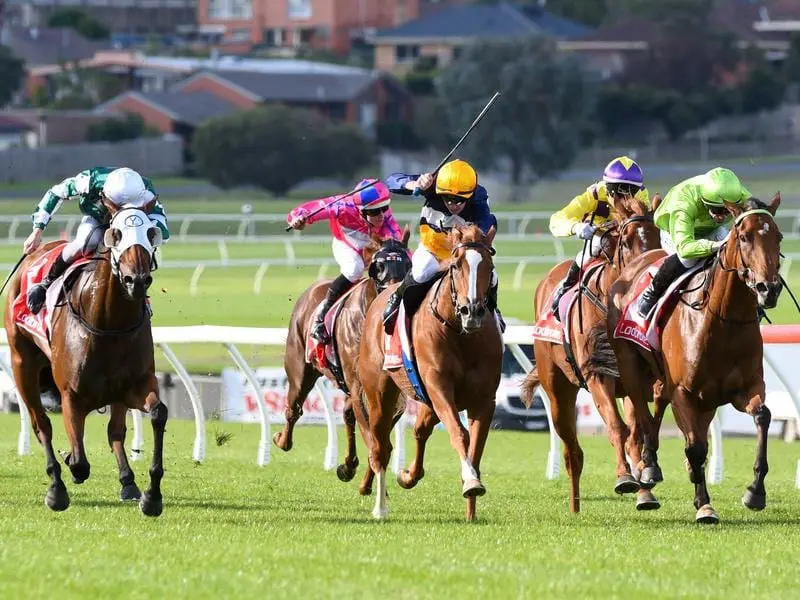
[548,156,651,320]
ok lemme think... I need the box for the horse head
[603,193,661,269]
[721,193,783,309]
[102,198,160,302]
[366,225,412,293]
[448,224,496,334]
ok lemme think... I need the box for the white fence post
[130,409,144,461]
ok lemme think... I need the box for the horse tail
[581,323,620,380]
[520,357,540,409]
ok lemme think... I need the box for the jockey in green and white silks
[23,167,170,314]
[636,167,751,319]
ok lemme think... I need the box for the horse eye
[739,234,748,244]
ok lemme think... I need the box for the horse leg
[364,375,399,520]
[336,397,360,482]
[274,362,317,452]
[12,358,69,511]
[587,379,637,495]
[464,398,496,522]
[741,391,771,511]
[59,394,91,484]
[397,403,439,490]
[672,388,717,523]
[623,395,661,511]
[139,390,168,518]
[108,403,141,501]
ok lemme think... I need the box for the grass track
[1,414,799,599]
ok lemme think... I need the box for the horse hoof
[272,432,292,452]
[635,490,661,511]
[45,483,70,512]
[336,463,356,482]
[614,474,640,495]
[742,489,766,511]
[639,466,662,489]
[139,491,163,517]
[397,469,419,490]
[695,504,719,524]
[462,479,486,498]
[120,483,142,502]
[359,485,373,496]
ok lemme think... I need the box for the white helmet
[102,168,153,207]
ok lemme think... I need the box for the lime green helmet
[700,167,744,207]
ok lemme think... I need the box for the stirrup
[383,294,401,324]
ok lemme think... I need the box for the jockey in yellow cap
[382,158,503,331]
[548,156,650,320]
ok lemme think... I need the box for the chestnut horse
[4,201,166,516]
[521,195,663,513]
[275,228,411,486]
[598,195,783,523]
[357,224,502,521]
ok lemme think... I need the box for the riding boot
[26,254,69,315]
[487,280,506,333]
[383,270,419,331]
[551,261,581,322]
[311,274,353,345]
[636,253,688,320]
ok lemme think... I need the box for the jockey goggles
[442,194,468,206]
[362,205,389,217]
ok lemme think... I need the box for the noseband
[718,208,778,290]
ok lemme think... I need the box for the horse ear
[484,224,497,247]
[451,226,464,245]
[650,193,662,212]
[101,196,120,218]
[724,200,743,219]
[768,191,781,216]
[401,224,411,247]
[143,197,157,214]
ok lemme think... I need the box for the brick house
[194,0,422,55]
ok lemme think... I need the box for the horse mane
[743,197,768,211]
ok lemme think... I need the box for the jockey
[381,158,503,331]
[549,156,650,321]
[286,178,404,344]
[636,167,751,319]
[23,167,169,315]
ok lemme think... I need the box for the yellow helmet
[435,159,477,199]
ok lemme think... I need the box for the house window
[265,28,285,47]
[328,103,347,121]
[207,0,252,19]
[395,45,420,63]
[288,0,312,19]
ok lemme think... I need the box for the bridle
[430,240,495,332]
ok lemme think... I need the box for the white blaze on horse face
[465,249,483,302]
[759,223,770,236]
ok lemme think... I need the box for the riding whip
[0,254,25,297]
[284,179,379,232]
[412,91,502,197]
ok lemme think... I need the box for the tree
[86,114,159,143]
[193,105,374,196]
[0,46,25,107]
[437,35,595,185]
[48,8,110,40]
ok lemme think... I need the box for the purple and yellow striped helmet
[602,156,644,188]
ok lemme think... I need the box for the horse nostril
[123,275,134,286]
[756,282,768,294]
[459,305,469,316]
[476,306,486,318]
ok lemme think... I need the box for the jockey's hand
[573,222,596,241]
[23,228,43,255]
[414,172,435,192]
[711,240,726,252]
[288,215,307,231]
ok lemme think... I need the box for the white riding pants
[660,226,729,268]
[331,238,365,283]
[61,215,104,262]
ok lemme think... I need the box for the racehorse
[595,194,783,523]
[520,194,663,513]
[4,200,166,516]
[357,224,502,521]
[275,228,411,487]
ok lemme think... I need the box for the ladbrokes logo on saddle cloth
[12,244,92,344]
[614,257,704,353]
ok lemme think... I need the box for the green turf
[0,414,798,599]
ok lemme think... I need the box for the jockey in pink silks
[286,178,404,344]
